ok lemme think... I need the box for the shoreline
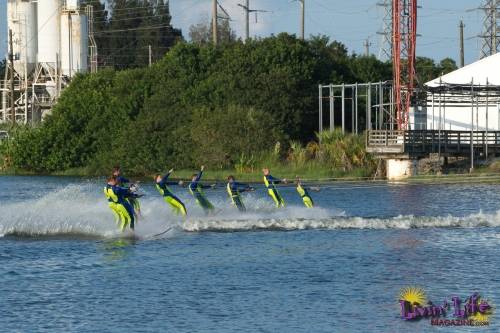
[2,168,500,185]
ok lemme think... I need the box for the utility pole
[68,12,73,80]
[9,29,15,125]
[237,1,268,41]
[459,20,465,67]
[148,45,152,67]
[212,0,218,45]
[300,0,305,40]
[245,0,249,40]
[364,38,372,56]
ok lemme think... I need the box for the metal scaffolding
[426,80,500,137]
[318,81,394,135]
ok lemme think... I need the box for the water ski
[147,226,174,239]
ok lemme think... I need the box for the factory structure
[1,0,97,123]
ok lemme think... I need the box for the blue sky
[0,0,487,65]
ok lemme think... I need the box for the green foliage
[6,33,456,176]
[349,55,392,83]
[415,56,458,84]
[86,0,182,69]
[285,130,375,173]
[315,130,373,171]
[189,105,281,169]
[189,17,237,45]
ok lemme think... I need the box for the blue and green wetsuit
[227,181,251,212]
[297,183,314,208]
[189,170,214,214]
[104,184,135,231]
[116,176,141,214]
[156,172,187,216]
[264,174,285,208]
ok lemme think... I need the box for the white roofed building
[410,53,500,131]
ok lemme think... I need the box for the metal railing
[367,130,500,156]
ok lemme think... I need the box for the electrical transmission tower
[393,0,418,129]
[479,0,500,58]
[377,0,392,61]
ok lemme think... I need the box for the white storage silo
[60,12,89,76]
[65,0,80,11]
[37,0,62,66]
[7,0,38,75]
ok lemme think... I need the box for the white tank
[7,0,38,75]
[60,13,88,76]
[65,0,80,11]
[37,0,61,65]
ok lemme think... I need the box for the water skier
[155,169,187,217]
[113,166,141,218]
[188,166,215,214]
[263,168,286,208]
[296,177,314,208]
[226,175,253,212]
[104,176,136,231]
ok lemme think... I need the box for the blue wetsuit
[189,170,214,213]
[112,184,136,229]
[227,181,251,212]
[156,172,187,216]
[116,176,141,212]
[264,174,285,207]
[116,176,130,185]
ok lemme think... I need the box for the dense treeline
[82,0,182,69]
[3,34,457,175]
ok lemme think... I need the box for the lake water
[1,176,499,332]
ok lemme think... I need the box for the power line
[92,3,170,14]
[93,14,172,24]
[94,24,174,35]
[237,1,268,41]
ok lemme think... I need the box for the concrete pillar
[386,159,417,180]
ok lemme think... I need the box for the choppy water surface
[1,176,499,332]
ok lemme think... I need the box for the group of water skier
[104,166,314,232]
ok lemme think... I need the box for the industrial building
[1,0,96,123]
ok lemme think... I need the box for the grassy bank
[0,129,378,181]
[0,164,374,182]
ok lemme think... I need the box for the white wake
[0,184,499,238]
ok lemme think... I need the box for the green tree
[105,0,181,69]
[189,105,282,168]
[7,33,460,174]
[349,55,392,82]
[189,17,237,45]
[438,57,458,75]
[415,57,458,85]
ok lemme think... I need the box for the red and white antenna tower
[392,0,417,129]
